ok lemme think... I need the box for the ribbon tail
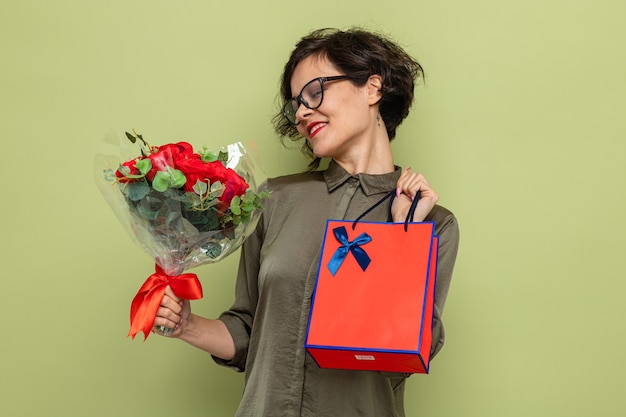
[128,266,169,340]
[128,284,167,340]
[350,246,372,272]
[327,247,349,277]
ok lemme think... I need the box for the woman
[155,28,459,417]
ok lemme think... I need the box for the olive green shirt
[215,160,459,417]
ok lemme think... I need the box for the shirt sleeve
[211,210,265,372]
[428,205,460,359]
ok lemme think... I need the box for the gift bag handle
[352,190,421,232]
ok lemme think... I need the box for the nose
[294,100,313,124]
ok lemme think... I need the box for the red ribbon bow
[128,264,203,340]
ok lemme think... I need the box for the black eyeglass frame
[282,75,350,125]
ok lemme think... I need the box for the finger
[153,319,178,335]
[397,169,426,192]
[164,285,182,303]
[161,286,183,313]
[399,177,423,200]
[400,173,432,199]
[396,167,412,196]
[160,296,183,317]
[153,320,178,334]
[157,304,180,321]
[154,306,182,330]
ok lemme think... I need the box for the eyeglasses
[282,75,350,125]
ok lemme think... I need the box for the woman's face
[289,55,379,160]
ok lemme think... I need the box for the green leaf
[210,181,223,193]
[193,179,208,195]
[217,150,228,165]
[152,171,170,192]
[103,169,116,182]
[242,201,255,212]
[169,168,186,188]
[241,193,253,204]
[186,192,203,207]
[126,182,150,201]
[135,158,152,176]
[205,199,219,208]
[229,196,241,215]
[137,204,159,221]
[118,165,131,176]
[201,149,218,162]
[125,131,137,143]
[202,241,223,258]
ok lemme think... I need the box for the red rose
[176,156,249,204]
[146,142,195,182]
[115,157,143,183]
[222,169,250,203]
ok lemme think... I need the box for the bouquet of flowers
[95,130,269,340]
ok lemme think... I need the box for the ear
[366,74,383,105]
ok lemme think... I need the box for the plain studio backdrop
[1,1,624,416]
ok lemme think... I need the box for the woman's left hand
[391,167,439,223]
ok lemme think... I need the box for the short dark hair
[272,28,424,169]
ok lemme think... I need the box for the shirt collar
[323,159,402,196]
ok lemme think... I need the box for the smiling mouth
[308,122,326,138]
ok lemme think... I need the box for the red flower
[222,169,250,203]
[175,156,249,204]
[115,158,142,183]
[114,139,250,205]
[146,142,195,182]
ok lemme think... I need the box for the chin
[310,141,332,158]
[312,148,332,159]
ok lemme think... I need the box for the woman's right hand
[153,285,191,337]
[151,286,236,360]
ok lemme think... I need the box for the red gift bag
[306,192,439,373]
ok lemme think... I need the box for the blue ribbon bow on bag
[327,226,372,276]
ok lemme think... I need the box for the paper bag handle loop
[352,190,421,232]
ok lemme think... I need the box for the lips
[307,121,327,138]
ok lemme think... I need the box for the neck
[333,137,395,175]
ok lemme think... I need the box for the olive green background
[2,1,624,416]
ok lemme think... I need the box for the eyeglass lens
[284,78,325,124]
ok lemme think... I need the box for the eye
[304,87,322,102]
